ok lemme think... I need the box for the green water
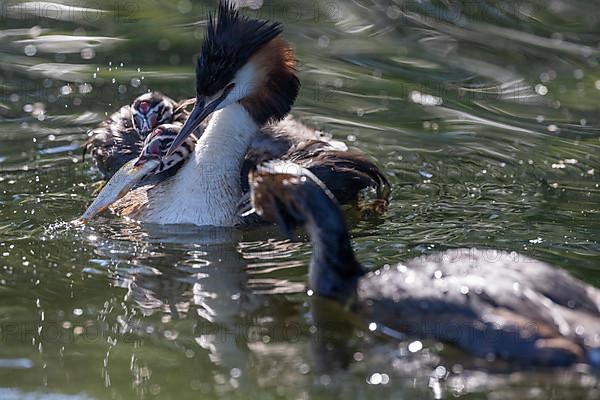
[0,0,599,398]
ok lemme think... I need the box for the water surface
[0,0,599,399]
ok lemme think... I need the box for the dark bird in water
[83,92,190,179]
[84,2,388,226]
[248,164,600,367]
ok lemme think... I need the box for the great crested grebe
[84,91,190,179]
[90,2,387,226]
[249,165,600,367]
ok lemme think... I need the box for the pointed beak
[166,86,234,158]
[165,96,217,157]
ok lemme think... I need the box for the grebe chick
[131,92,177,134]
[136,124,196,176]
[84,92,189,179]
[103,2,387,226]
[249,165,600,367]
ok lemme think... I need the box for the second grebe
[249,165,600,367]
[97,2,387,226]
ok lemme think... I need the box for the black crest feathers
[196,1,283,96]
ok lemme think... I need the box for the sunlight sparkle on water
[368,372,389,385]
[408,341,423,353]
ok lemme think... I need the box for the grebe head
[249,163,331,235]
[134,124,195,174]
[166,1,300,156]
[132,92,175,134]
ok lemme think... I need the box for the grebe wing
[83,106,144,179]
[238,123,387,225]
[236,140,389,226]
[286,141,389,204]
[241,116,387,200]
[400,249,600,315]
[241,116,347,189]
[357,249,600,364]
[252,116,347,159]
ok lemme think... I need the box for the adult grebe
[82,120,386,224]
[101,2,387,226]
[249,165,600,367]
[84,92,189,179]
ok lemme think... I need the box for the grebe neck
[193,103,258,168]
[142,103,258,226]
[303,189,365,302]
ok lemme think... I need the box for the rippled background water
[0,0,599,398]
